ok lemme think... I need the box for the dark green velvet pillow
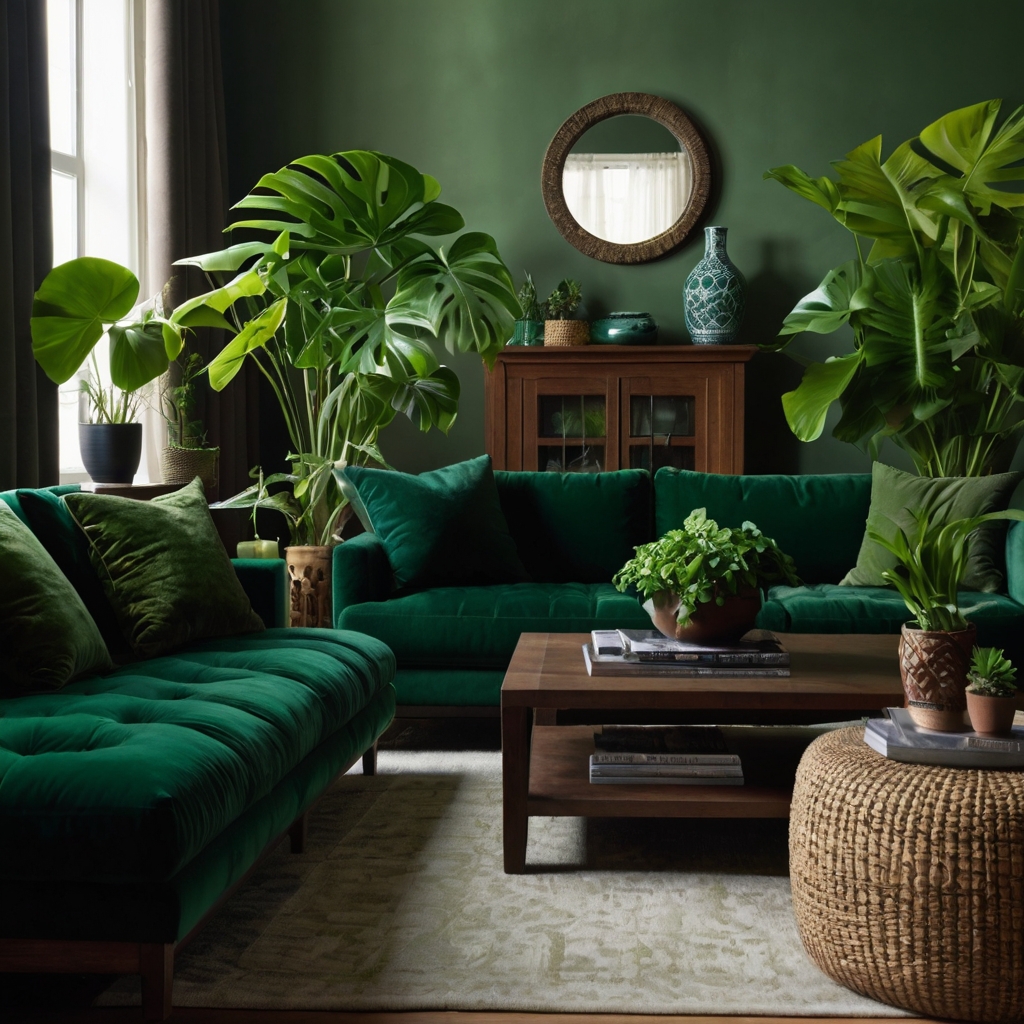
[0,502,113,693]
[16,488,133,662]
[336,455,530,590]
[64,479,264,658]
[841,462,1023,593]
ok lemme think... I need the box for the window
[47,0,147,482]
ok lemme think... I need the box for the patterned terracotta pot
[285,545,332,629]
[645,587,761,645]
[898,622,976,731]
[683,225,746,344]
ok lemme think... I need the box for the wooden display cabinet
[484,344,755,474]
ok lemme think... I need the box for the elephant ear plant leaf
[612,508,800,629]
[764,100,1024,476]
[171,150,521,547]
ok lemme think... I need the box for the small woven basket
[162,445,219,488]
[543,320,589,347]
[790,726,1024,1022]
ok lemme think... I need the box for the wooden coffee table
[500,632,903,873]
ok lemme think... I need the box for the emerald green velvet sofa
[333,467,1024,712]
[0,485,396,1019]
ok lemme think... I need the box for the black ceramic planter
[79,423,143,483]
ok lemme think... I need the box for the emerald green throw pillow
[336,455,530,590]
[840,463,1022,593]
[0,502,113,693]
[64,479,264,658]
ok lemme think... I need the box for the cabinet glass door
[627,394,696,471]
[536,393,606,472]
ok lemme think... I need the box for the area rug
[98,750,906,1015]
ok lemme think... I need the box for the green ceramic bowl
[590,312,658,345]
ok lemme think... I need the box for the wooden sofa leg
[363,740,378,775]
[140,943,173,1021]
[289,811,308,853]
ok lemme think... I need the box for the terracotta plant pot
[543,320,589,347]
[898,621,976,732]
[285,545,332,629]
[966,690,1018,737]
[645,587,761,645]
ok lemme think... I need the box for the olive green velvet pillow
[64,479,264,659]
[841,463,1022,593]
[336,455,530,590]
[0,502,113,693]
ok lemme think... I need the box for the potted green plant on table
[542,278,587,347]
[868,506,1024,731]
[508,273,545,346]
[612,508,800,644]
[161,349,220,488]
[763,100,1024,476]
[965,647,1019,737]
[31,257,182,483]
[169,150,521,626]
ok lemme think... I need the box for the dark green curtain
[0,0,58,489]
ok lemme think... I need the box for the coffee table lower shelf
[526,725,792,819]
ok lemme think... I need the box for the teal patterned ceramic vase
[683,226,745,345]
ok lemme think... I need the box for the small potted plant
[613,508,800,644]
[161,348,220,488]
[31,257,181,483]
[508,273,545,346]
[542,278,588,347]
[869,506,1024,732]
[965,647,1019,737]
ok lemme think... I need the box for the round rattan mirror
[542,93,711,265]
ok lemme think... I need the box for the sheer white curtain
[562,151,692,244]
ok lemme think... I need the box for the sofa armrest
[333,533,392,624]
[1006,522,1024,605]
[232,558,289,628]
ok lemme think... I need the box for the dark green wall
[220,0,1024,476]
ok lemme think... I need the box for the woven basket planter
[790,727,1024,1022]
[162,445,219,489]
[543,320,589,347]
[898,621,975,731]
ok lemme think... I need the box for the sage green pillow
[336,455,530,590]
[0,502,113,693]
[64,479,264,659]
[840,462,1022,593]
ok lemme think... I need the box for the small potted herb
[161,348,220,488]
[965,647,1019,737]
[508,273,545,346]
[869,506,1024,732]
[542,278,588,347]
[613,508,800,644]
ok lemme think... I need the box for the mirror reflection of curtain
[562,152,692,244]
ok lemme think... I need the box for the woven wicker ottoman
[790,726,1024,1023]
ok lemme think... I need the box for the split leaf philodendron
[172,150,521,547]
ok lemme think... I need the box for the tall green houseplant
[171,150,521,546]
[764,100,1024,476]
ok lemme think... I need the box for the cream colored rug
[98,750,905,1015]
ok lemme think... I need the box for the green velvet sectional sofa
[334,466,1024,711]
[0,485,396,1020]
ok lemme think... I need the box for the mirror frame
[541,93,711,265]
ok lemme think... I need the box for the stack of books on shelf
[589,725,743,786]
[583,628,790,678]
[865,707,1024,768]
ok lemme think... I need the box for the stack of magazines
[865,708,1024,768]
[583,628,790,678]
[589,725,743,785]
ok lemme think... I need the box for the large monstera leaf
[228,151,464,254]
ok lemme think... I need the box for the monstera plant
[171,150,521,548]
[764,100,1024,477]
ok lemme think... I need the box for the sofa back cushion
[495,469,652,583]
[654,469,871,585]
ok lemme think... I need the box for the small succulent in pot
[613,508,800,644]
[965,646,1019,737]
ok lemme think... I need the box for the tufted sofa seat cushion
[338,582,651,669]
[0,628,395,885]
